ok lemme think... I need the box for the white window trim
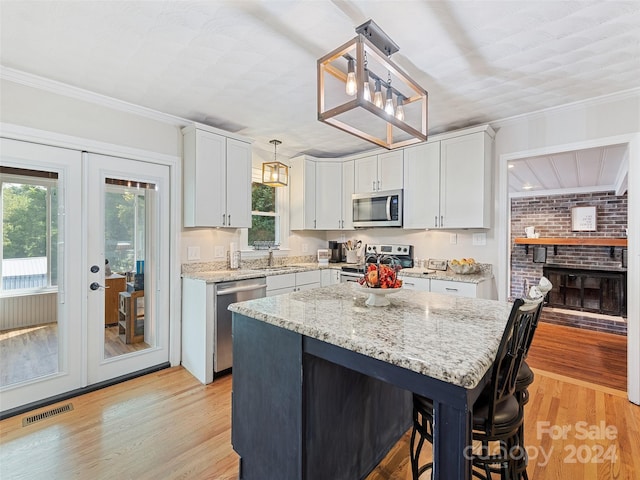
[240,168,289,253]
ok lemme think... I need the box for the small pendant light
[262,139,288,187]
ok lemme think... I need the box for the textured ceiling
[1,0,639,193]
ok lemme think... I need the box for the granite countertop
[399,267,493,284]
[181,262,340,283]
[182,262,493,285]
[229,283,512,389]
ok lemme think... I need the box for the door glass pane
[103,178,155,359]
[1,167,60,386]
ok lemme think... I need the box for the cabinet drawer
[401,276,430,291]
[430,280,477,298]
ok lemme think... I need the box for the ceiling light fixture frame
[317,20,428,150]
[262,139,289,187]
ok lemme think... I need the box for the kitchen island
[228,283,513,480]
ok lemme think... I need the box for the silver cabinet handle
[435,216,438,227]
[222,214,226,226]
[445,287,459,292]
[372,181,376,191]
[314,219,316,228]
[228,214,231,226]
[440,215,443,227]
[377,180,380,191]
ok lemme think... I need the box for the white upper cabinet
[182,125,252,228]
[403,126,494,229]
[290,156,316,230]
[290,157,354,230]
[354,150,403,193]
[403,142,441,229]
[315,161,343,230]
[341,160,355,229]
[439,130,493,229]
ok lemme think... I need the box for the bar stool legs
[410,394,433,480]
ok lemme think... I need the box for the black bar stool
[410,297,543,480]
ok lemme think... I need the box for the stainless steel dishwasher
[214,277,266,377]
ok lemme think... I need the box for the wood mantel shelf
[514,237,627,256]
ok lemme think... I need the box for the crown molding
[491,87,640,129]
[0,66,189,127]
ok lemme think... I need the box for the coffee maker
[328,241,345,263]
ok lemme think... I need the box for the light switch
[187,246,201,260]
[449,234,457,245]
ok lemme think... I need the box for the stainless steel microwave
[352,189,403,228]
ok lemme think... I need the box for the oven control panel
[365,244,412,255]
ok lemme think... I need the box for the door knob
[90,265,100,273]
[90,282,109,290]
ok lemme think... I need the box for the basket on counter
[449,259,480,275]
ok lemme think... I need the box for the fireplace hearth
[543,266,627,317]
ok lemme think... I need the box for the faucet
[268,247,274,267]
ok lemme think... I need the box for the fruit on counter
[358,264,403,288]
[450,258,476,266]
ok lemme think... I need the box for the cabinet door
[267,273,296,293]
[403,142,440,229]
[377,150,404,191]
[315,162,342,230]
[225,138,252,228]
[440,132,491,228]
[183,128,226,227]
[296,270,322,287]
[342,160,355,229]
[354,155,378,193]
[290,157,316,230]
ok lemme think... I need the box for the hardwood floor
[527,321,627,391]
[1,325,636,479]
[0,323,149,387]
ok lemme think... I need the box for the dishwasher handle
[216,284,267,296]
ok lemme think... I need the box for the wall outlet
[214,245,224,258]
[472,233,487,246]
[187,246,200,261]
[449,234,457,245]
[301,243,308,253]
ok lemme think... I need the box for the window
[249,182,277,245]
[1,168,58,291]
[104,178,149,274]
[242,168,286,250]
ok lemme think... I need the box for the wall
[0,79,182,157]
[510,191,628,298]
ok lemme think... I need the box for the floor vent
[22,403,73,427]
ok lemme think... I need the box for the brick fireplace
[511,191,628,335]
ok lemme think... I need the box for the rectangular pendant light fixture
[262,139,288,187]
[317,20,428,150]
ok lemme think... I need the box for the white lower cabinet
[321,269,341,286]
[266,270,321,296]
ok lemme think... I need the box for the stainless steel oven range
[340,243,414,283]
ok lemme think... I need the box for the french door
[85,153,170,383]
[0,139,170,413]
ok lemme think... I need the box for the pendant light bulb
[384,87,394,116]
[345,58,357,96]
[373,79,383,109]
[395,95,405,121]
[363,69,372,102]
